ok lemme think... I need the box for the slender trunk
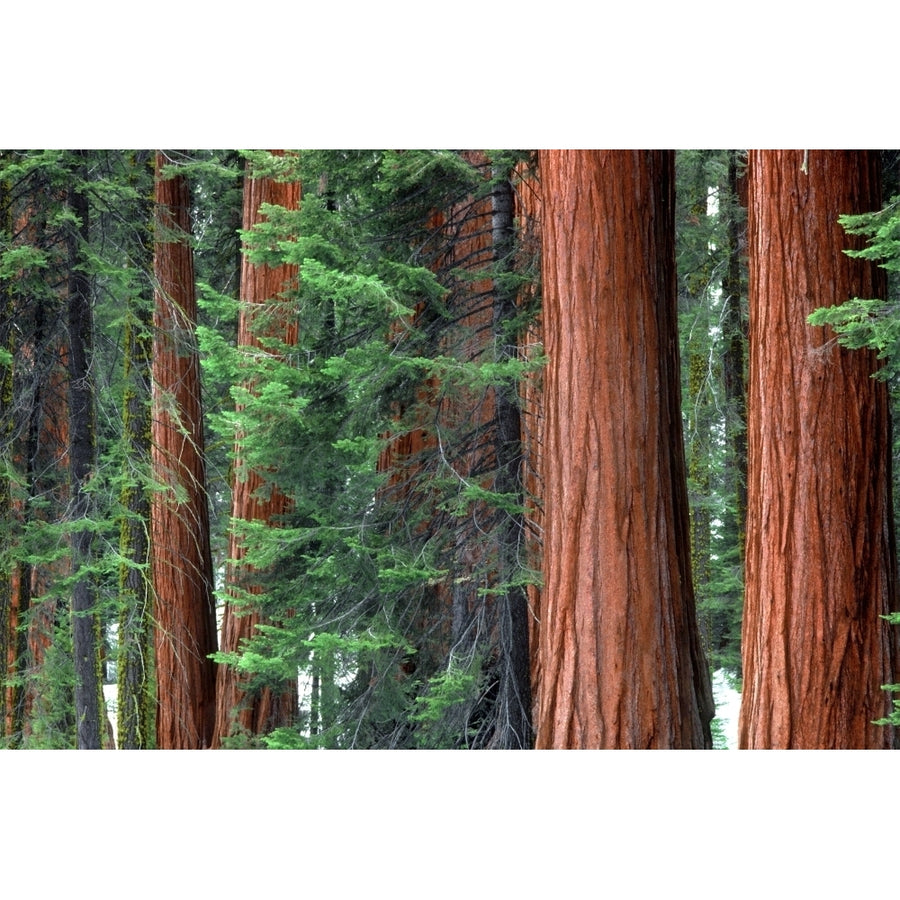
[535,150,713,749]
[10,309,50,743]
[0,173,11,740]
[67,153,103,750]
[117,152,156,749]
[511,161,543,716]
[489,165,532,748]
[739,149,899,748]
[152,152,218,749]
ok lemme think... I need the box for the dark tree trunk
[152,152,218,749]
[66,153,103,750]
[739,149,900,749]
[535,150,714,749]
[488,165,532,749]
[0,172,11,740]
[510,161,544,716]
[117,151,156,749]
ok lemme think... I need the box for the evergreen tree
[116,151,156,749]
[66,150,104,749]
[1,152,83,746]
[675,150,747,677]
[0,165,13,739]
[213,150,301,747]
[208,150,540,748]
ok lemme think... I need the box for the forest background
[5,2,897,898]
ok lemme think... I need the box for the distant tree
[534,149,714,748]
[152,152,218,749]
[675,149,747,675]
[740,149,899,749]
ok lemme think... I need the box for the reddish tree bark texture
[535,150,713,749]
[739,150,899,749]
[152,155,218,748]
[213,154,300,745]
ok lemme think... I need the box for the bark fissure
[740,149,899,749]
[535,150,713,749]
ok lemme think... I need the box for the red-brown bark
[212,153,300,746]
[3,194,73,742]
[534,150,713,749]
[739,149,899,749]
[14,351,70,742]
[152,154,218,749]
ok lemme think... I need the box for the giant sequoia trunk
[152,154,218,749]
[213,153,300,746]
[534,150,714,749]
[739,149,900,749]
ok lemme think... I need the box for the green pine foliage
[0,148,769,748]
[676,150,747,679]
[0,150,165,746]
[808,195,900,378]
[204,150,539,748]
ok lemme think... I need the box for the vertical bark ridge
[535,150,713,749]
[152,153,218,749]
[740,149,899,749]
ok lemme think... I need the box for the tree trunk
[535,150,714,749]
[488,164,532,748]
[152,152,218,749]
[0,172,12,741]
[511,160,544,716]
[66,153,104,750]
[117,152,156,749]
[213,152,300,746]
[739,149,900,749]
